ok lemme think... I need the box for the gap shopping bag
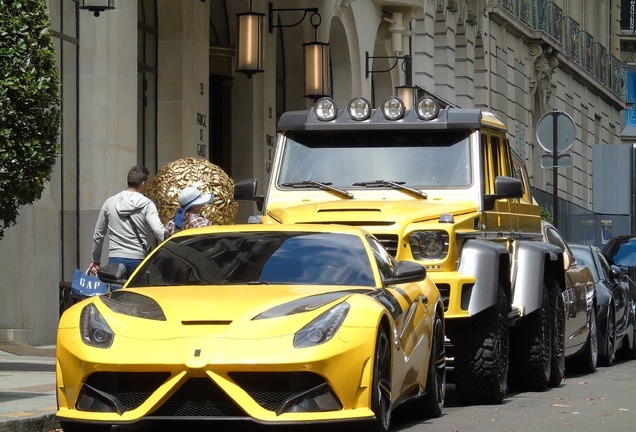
[71,268,109,298]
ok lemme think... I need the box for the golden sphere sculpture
[147,157,238,226]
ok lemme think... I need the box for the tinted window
[127,232,375,287]
[610,238,636,267]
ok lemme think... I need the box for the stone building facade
[0,0,627,344]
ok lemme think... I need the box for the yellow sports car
[56,224,445,432]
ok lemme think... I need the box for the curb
[0,414,59,432]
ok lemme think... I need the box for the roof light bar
[314,97,337,121]
[381,96,406,120]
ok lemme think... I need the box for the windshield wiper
[281,180,354,199]
[352,180,427,199]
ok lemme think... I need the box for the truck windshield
[278,130,472,188]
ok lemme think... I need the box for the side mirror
[483,176,524,210]
[98,263,128,285]
[234,178,265,211]
[384,260,427,285]
[610,264,624,279]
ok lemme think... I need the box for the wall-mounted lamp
[79,0,115,17]
[268,2,318,33]
[236,0,265,78]
[236,1,331,99]
[395,85,421,110]
[365,51,412,80]
[303,13,330,100]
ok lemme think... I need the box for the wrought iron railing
[565,17,579,63]
[582,32,595,74]
[497,0,626,99]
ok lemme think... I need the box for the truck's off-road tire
[453,285,508,405]
[548,278,565,387]
[508,284,552,392]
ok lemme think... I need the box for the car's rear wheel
[453,285,508,405]
[617,316,636,360]
[567,306,598,374]
[371,326,392,432]
[419,309,446,418]
[599,305,615,367]
[508,283,552,392]
[60,421,111,432]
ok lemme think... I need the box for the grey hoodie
[92,190,165,262]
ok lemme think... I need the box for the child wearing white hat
[164,186,214,239]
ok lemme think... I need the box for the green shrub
[540,206,553,223]
[0,0,61,240]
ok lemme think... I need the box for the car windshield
[127,231,375,287]
[278,130,472,188]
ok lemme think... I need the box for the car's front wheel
[371,326,392,432]
[567,306,598,374]
[419,309,446,418]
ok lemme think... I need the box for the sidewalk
[0,342,59,432]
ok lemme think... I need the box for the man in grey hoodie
[88,165,165,278]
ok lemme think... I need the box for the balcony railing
[565,17,579,63]
[498,0,626,99]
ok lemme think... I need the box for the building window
[138,0,158,173]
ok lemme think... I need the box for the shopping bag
[71,268,109,298]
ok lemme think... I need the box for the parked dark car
[603,235,636,282]
[541,222,597,374]
[569,244,636,366]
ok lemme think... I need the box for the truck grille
[373,234,399,257]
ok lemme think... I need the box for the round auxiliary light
[314,97,337,121]
[416,96,440,120]
[382,96,406,120]
[347,97,371,121]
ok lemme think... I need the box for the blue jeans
[108,257,143,282]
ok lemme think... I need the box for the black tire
[371,326,392,432]
[617,319,636,360]
[548,279,565,387]
[453,285,508,405]
[567,306,598,374]
[598,305,615,367]
[508,284,551,392]
[60,421,111,432]
[419,310,446,418]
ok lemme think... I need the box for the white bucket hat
[178,186,214,211]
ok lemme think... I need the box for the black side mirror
[98,263,128,285]
[234,178,265,211]
[384,260,427,285]
[483,175,524,210]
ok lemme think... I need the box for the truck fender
[512,240,563,315]
[458,239,511,315]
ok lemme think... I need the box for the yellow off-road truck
[236,95,568,405]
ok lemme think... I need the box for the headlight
[101,291,166,321]
[347,97,371,120]
[294,302,350,348]
[381,96,405,120]
[80,304,114,348]
[314,97,337,121]
[416,96,439,120]
[409,230,450,260]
